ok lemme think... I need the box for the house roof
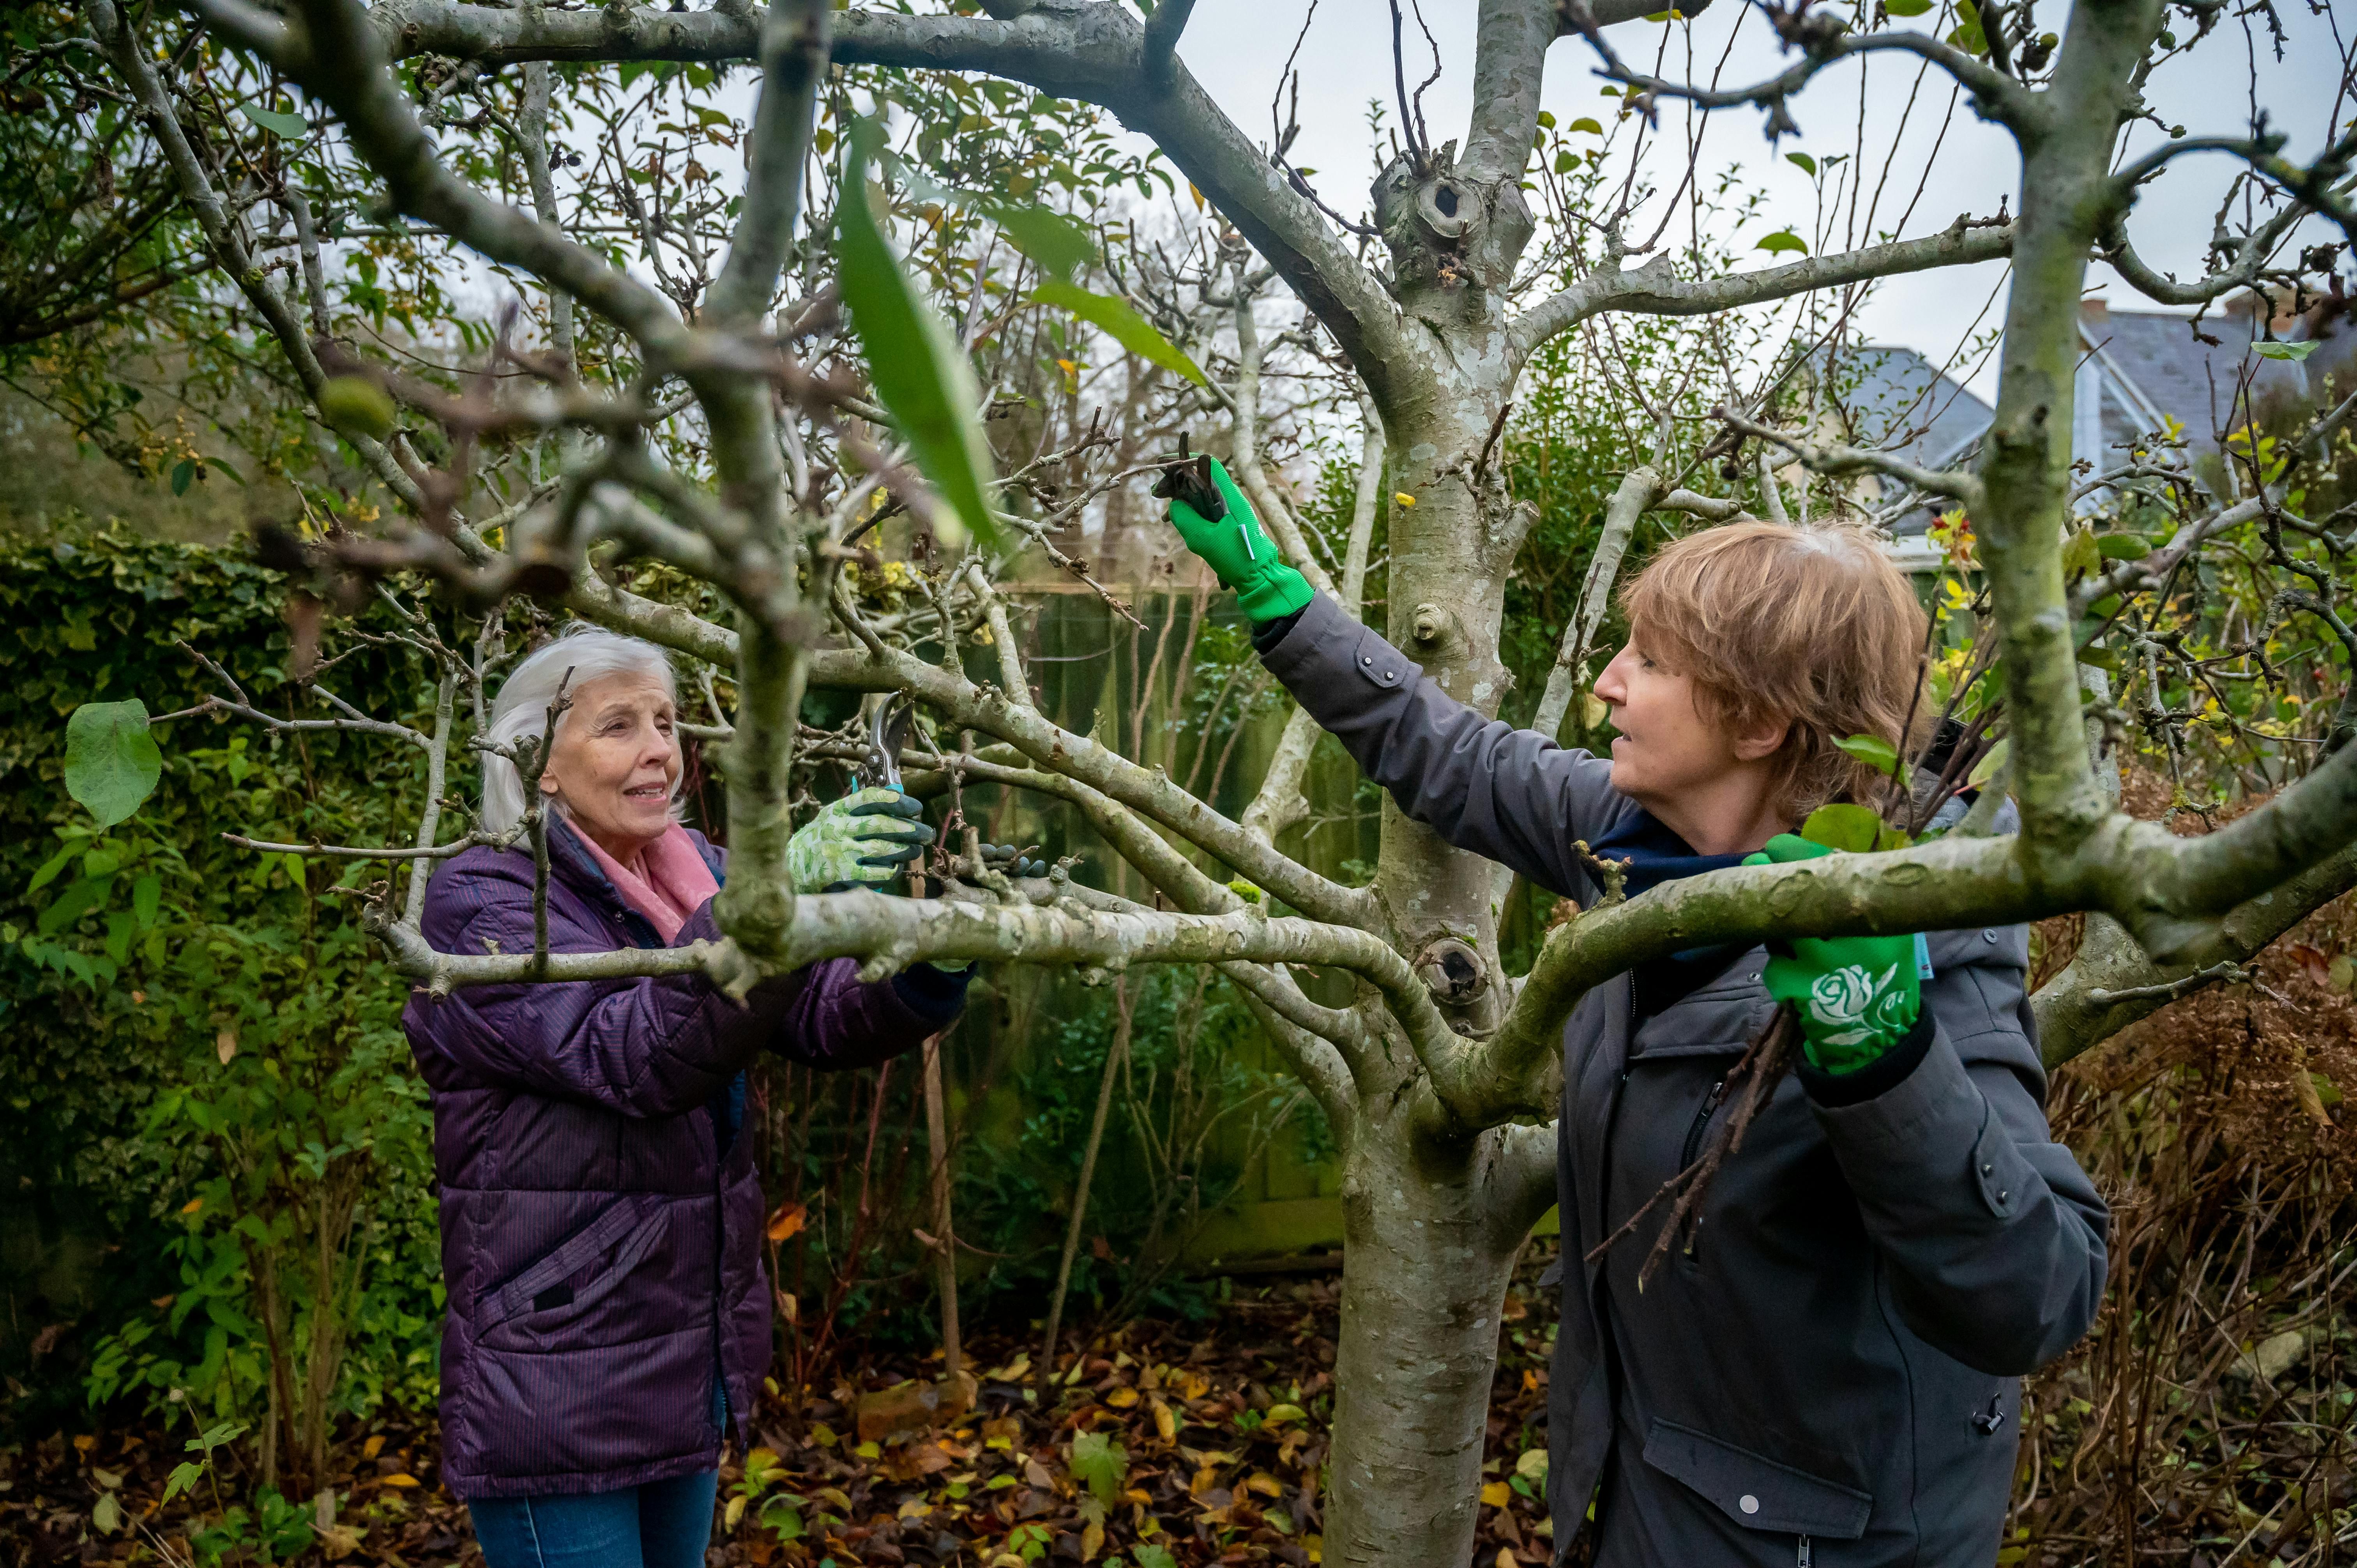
[2084,299,2354,452]
[1823,343,1996,473]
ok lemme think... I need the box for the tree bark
[1327,1112,1551,1565]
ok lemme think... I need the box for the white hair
[480,626,682,833]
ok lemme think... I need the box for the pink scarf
[568,820,721,945]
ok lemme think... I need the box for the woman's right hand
[1162,456,1315,625]
[786,788,935,893]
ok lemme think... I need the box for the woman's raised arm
[1255,592,1630,898]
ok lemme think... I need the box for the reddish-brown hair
[1618,521,1929,820]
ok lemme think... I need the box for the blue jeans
[467,1469,717,1568]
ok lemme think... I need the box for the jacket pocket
[478,1195,671,1332]
[1641,1419,1872,1540]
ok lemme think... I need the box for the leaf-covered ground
[0,1250,1565,1566]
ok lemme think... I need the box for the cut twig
[1585,1003,1802,1289]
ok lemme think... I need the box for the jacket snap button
[1982,1162,1994,1174]
[1998,1190,2010,1202]
[1739,1494,1760,1515]
[1361,655,1373,665]
[1982,929,1998,943]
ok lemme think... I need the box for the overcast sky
[1135,2,2354,397]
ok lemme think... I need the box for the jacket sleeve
[768,958,969,1072]
[414,857,953,1114]
[1256,591,1631,897]
[1803,922,2110,1376]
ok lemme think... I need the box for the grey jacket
[1260,593,2108,1568]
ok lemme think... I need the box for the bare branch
[1713,407,1983,505]
[1511,218,2016,360]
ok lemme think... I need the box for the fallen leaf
[216,1029,238,1064]
[765,1201,807,1242]
[1106,1386,1140,1408]
[380,1473,420,1488]
[361,1435,385,1460]
[1516,1448,1548,1481]
[1150,1397,1177,1442]
[1394,492,1417,507]
[1247,1472,1283,1498]
[1481,1481,1512,1508]
[1081,1519,1106,1560]
[180,1198,203,1216]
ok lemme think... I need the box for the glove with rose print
[1741,832,1921,1075]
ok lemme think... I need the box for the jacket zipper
[1680,1075,1729,1171]
[1797,1536,1812,1567]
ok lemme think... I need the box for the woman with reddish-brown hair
[1163,463,2107,1568]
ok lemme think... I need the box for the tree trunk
[1325,1117,1530,1566]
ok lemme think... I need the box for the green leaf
[65,699,162,828]
[240,104,309,139]
[993,203,1096,282]
[170,458,196,497]
[1883,0,1932,13]
[1032,279,1211,388]
[1535,110,1556,130]
[1755,230,1809,256]
[1068,1430,1128,1505]
[835,119,999,550]
[163,1462,204,1504]
[2060,526,2101,579]
[1967,736,2009,791]
[133,873,162,931]
[1567,117,1604,136]
[1832,733,1902,777]
[2076,641,2119,672]
[2311,1072,2342,1108]
[2253,339,2319,362]
[318,376,396,441]
[1947,0,1989,55]
[1786,151,1818,175]
[1135,1548,1180,1568]
[1800,803,1885,854]
[29,842,79,894]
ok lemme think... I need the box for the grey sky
[1142,2,2354,395]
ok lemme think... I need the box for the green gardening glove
[786,788,935,894]
[1158,455,1315,625]
[1742,833,1921,1075]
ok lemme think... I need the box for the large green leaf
[241,103,310,139]
[1032,279,1210,388]
[1832,732,1902,778]
[64,699,161,828]
[1800,802,1910,853]
[834,120,998,550]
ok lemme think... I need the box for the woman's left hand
[787,788,936,893]
[1743,833,1922,1075]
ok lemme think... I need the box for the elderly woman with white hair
[401,626,970,1568]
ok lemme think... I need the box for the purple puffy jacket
[401,820,963,1499]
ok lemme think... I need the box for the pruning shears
[858,695,913,793]
[1152,436,1255,562]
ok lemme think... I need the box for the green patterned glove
[1161,456,1315,625]
[787,788,935,894]
[1742,833,1921,1075]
